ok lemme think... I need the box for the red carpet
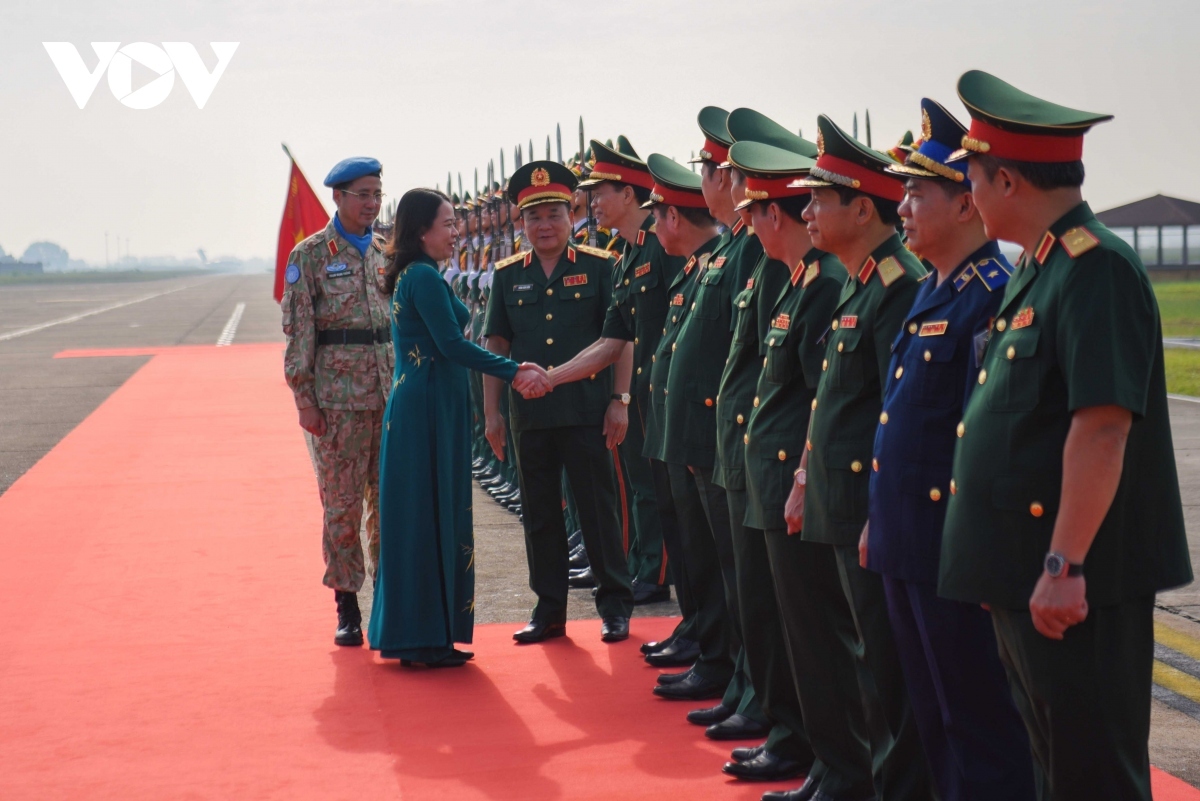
[0,343,1195,800]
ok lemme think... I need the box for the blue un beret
[323,156,382,188]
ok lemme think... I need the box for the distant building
[0,262,44,276]
[1096,194,1200,277]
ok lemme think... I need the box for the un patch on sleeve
[285,264,301,284]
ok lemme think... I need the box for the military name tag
[840,315,858,329]
[671,293,685,306]
[563,274,588,287]
[772,313,791,331]
[513,283,534,292]
[1012,308,1035,329]
[919,320,948,336]
[635,263,652,278]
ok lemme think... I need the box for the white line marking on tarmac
[1169,393,1200,404]
[216,302,246,347]
[0,282,211,342]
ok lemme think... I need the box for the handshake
[512,363,553,399]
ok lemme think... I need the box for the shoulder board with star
[973,258,1010,291]
[576,243,614,260]
[876,256,907,287]
[801,260,820,287]
[495,252,526,271]
[648,224,657,234]
[1060,226,1101,259]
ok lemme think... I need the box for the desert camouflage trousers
[307,408,382,592]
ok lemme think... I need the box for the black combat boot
[335,590,363,646]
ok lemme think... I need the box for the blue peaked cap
[324,156,382,187]
[886,99,971,187]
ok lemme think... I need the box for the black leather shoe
[651,671,723,701]
[568,546,589,570]
[507,503,522,517]
[568,567,595,589]
[567,529,583,550]
[730,743,766,763]
[706,713,770,741]
[721,750,805,782]
[644,637,700,667]
[600,616,629,642]
[632,582,671,605]
[513,619,566,644]
[685,702,731,725]
[656,667,694,685]
[761,774,821,801]
[641,635,674,655]
[334,591,363,646]
[480,473,506,489]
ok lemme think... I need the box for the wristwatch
[793,468,807,487]
[611,393,631,406]
[1044,551,1084,578]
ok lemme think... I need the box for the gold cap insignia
[531,167,551,187]
[816,129,825,157]
[921,108,932,142]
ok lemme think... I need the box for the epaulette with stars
[973,257,1011,291]
[495,251,527,271]
[575,243,614,260]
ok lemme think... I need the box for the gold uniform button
[545,313,553,321]
[743,434,750,444]
[832,320,839,331]
[546,288,553,296]
[641,286,647,293]
[664,389,669,395]
[753,396,760,407]
[777,450,787,461]
[518,299,524,306]
[895,366,903,380]
[546,338,554,345]
[662,327,667,335]
[996,318,1007,332]
[837,342,844,352]
[978,369,987,385]
[672,343,677,352]
[769,337,776,346]
[739,301,747,309]
[763,357,768,368]
[1030,502,1044,518]
[652,355,656,362]
[575,292,581,299]
[691,302,696,310]
[590,374,596,380]
[1007,345,1016,360]
[950,479,957,495]
[880,411,889,425]
[872,458,879,472]
[924,350,932,362]
[908,322,918,334]
[822,359,829,371]
[631,307,636,315]
[705,398,714,407]
[850,460,863,473]
[811,399,818,410]
[806,439,812,452]
[930,487,942,502]
[624,278,630,286]
[634,337,639,345]
[672,315,677,323]
[736,414,745,424]
[636,367,642,374]
[956,421,965,438]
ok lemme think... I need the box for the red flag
[274,153,330,302]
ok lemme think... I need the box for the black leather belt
[316,328,389,346]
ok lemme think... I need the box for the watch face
[1045,553,1065,578]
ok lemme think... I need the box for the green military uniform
[484,161,634,625]
[940,71,1192,801]
[584,138,689,607]
[787,116,931,800]
[282,217,394,594]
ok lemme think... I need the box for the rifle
[500,148,514,257]
[580,116,597,247]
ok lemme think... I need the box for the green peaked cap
[578,135,652,188]
[726,108,819,159]
[793,115,906,200]
[727,141,815,176]
[688,106,732,164]
[641,153,708,209]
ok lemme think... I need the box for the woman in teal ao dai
[369,188,546,668]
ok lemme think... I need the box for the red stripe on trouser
[611,447,629,555]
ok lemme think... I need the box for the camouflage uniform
[281,218,395,593]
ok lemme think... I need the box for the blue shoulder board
[973,258,1011,292]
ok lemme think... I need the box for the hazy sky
[3,0,1198,264]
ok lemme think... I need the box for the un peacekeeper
[554,137,694,656]
[783,116,932,801]
[712,139,839,792]
[940,71,1192,801]
[862,97,1035,801]
[483,160,635,643]
[281,156,394,647]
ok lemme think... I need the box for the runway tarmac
[1,271,1198,787]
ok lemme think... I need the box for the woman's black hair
[383,188,451,295]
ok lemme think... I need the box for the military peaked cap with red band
[792,115,906,201]
[727,141,816,211]
[640,153,710,210]
[947,70,1112,164]
[506,160,577,210]
[688,106,733,165]
[577,135,655,190]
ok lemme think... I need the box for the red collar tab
[812,154,906,202]
[789,261,805,286]
[962,117,1084,163]
[1034,231,1056,265]
[859,256,878,283]
[327,239,339,257]
[566,246,577,263]
[731,218,745,236]
[589,160,655,190]
[684,255,697,275]
[636,229,647,246]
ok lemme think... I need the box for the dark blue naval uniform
[866,241,1036,801]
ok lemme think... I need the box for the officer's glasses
[340,189,385,204]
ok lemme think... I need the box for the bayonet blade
[556,123,563,164]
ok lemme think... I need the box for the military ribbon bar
[563,274,588,287]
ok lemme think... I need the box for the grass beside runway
[1154,282,1200,395]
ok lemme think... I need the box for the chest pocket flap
[986,328,1041,412]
